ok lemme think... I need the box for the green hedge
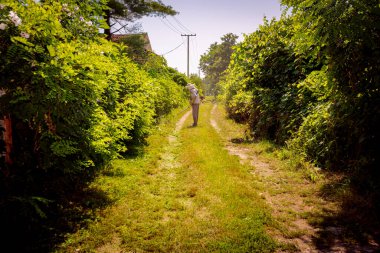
[0,1,186,248]
[223,6,379,173]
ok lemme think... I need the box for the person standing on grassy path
[186,83,200,127]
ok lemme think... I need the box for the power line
[163,17,186,34]
[160,42,185,56]
[159,18,182,34]
[158,16,197,75]
[172,16,194,34]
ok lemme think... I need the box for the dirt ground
[210,103,379,253]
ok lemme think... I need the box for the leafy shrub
[142,53,187,119]
[282,0,380,172]
[288,102,333,167]
[0,0,186,181]
[224,17,320,143]
[222,69,252,123]
[223,1,379,176]
[0,0,186,249]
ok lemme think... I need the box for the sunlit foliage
[0,1,186,249]
[223,1,380,174]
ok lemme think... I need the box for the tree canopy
[105,0,177,38]
[199,33,238,96]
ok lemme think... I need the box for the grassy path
[57,101,379,252]
[57,102,277,252]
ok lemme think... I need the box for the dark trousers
[192,104,199,126]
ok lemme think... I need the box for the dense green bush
[222,68,252,123]
[282,0,380,171]
[216,1,380,242]
[142,53,187,119]
[0,0,186,248]
[224,17,320,143]
[1,1,154,175]
[223,1,379,174]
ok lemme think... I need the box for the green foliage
[105,0,177,37]
[224,17,320,143]
[0,0,186,250]
[200,33,238,96]
[108,0,176,21]
[221,1,380,188]
[286,68,335,167]
[281,0,380,171]
[218,3,380,238]
[167,66,188,87]
[288,102,334,166]
[222,68,252,123]
[142,53,187,119]
[117,34,150,64]
[0,0,185,173]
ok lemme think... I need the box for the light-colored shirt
[190,87,200,104]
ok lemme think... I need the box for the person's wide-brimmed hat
[185,83,195,90]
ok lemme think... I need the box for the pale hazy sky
[137,0,283,76]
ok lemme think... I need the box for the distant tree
[105,0,177,39]
[199,33,238,96]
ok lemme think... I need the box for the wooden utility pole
[181,34,196,77]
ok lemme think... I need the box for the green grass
[56,103,278,252]
[209,102,380,251]
[56,101,376,252]
[178,103,276,252]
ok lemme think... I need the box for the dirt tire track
[209,103,351,252]
[160,109,191,169]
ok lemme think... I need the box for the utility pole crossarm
[181,34,196,77]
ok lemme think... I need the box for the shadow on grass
[0,141,150,253]
[0,179,114,253]
[312,173,380,252]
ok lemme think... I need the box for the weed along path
[57,102,378,252]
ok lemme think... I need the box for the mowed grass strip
[178,102,277,252]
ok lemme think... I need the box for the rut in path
[160,110,191,170]
[210,103,318,251]
[209,103,379,252]
[96,110,195,252]
[168,110,191,143]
